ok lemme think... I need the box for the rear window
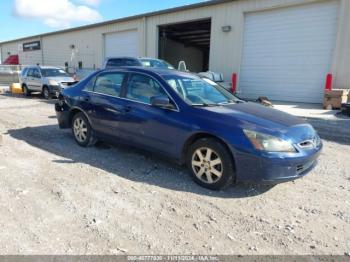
[106,58,141,68]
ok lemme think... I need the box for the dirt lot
[0,94,349,255]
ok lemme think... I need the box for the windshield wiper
[192,103,219,107]
[219,99,236,105]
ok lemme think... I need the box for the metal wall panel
[239,0,339,103]
[0,0,349,91]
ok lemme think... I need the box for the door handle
[123,106,132,113]
[114,105,132,114]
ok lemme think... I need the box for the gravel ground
[0,94,349,255]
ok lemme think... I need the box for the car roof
[24,65,62,70]
[104,66,196,78]
[139,57,163,61]
[105,56,140,60]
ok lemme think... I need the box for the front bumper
[55,102,70,129]
[49,85,62,97]
[233,144,322,184]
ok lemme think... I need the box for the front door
[120,73,186,157]
[29,68,42,91]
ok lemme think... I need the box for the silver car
[20,66,77,99]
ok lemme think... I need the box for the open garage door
[158,19,211,72]
[104,30,139,58]
[239,1,339,103]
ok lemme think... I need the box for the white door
[104,30,139,58]
[239,1,339,103]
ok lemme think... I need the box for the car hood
[197,102,306,130]
[46,76,75,83]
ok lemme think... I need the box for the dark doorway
[158,19,211,72]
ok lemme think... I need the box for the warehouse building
[0,0,349,103]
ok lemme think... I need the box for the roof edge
[0,0,233,45]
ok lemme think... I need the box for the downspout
[143,16,147,56]
[40,36,44,65]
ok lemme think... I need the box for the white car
[20,66,77,99]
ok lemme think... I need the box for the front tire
[22,85,31,97]
[42,86,51,99]
[187,138,235,190]
[71,112,96,147]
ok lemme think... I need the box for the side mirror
[150,95,174,109]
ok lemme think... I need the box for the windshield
[41,68,69,77]
[140,59,175,69]
[163,74,238,106]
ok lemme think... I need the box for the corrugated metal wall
[0,0,349,89]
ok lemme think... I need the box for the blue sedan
[55,67,322,190]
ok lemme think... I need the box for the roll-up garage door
[104,30,139,58]
[239,1,339,103]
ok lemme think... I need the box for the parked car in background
[55,67,322,190]
[20,66,77,99]
[0,65,21,86]
[102,57,143,69]
[66,67,97,81]
[103,56,175,70]
[139,58,175,69]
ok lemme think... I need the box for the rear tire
[42,86,51,99]
[71,112,96,147]
[22,85,31,97]
[187,138,235,190]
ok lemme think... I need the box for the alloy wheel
[43,88,50,99]
[73,117,88,143]
[191,147,223,184]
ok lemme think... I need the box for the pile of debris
[323,89,349,110]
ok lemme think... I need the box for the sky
[0,0,207,42]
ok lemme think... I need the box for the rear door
[86,71,129,138]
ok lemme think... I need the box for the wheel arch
[180,132,236,170]
[42,84,49,91]
[68,107,92,128]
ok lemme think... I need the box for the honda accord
[55,67,322,190]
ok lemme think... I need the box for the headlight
[49,80,59,86]
[243,129,296,153]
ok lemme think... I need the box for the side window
[32,69,40,78]
[84,76,95,92]
[126,74,167,104]
[94,72,126,97]
[26,69,33,77]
